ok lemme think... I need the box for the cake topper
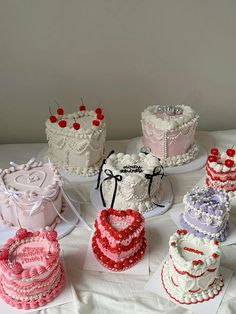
[155,104,183,115]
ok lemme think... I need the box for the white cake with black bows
[96,152,164,213]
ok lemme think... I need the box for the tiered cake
[141,104,199,167]
[0,159,62,230]
[96,152,164,213]
[0,229,64,310]
[162,229,224,304]
[180,187,230,242]
[92,208,146,271]
[45,104,106,176]
[206,147,236,193]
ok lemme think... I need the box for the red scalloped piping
[92,235,146,271]
[183,247,204,255]
[161,264,224,305]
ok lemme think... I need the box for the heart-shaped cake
[92,208,146,271]
[0,159,63,230]
[206,147,236,193]
[141,104,199,167]
[0,229,64,309]
[180,187,230,242]
[162,230,224,304]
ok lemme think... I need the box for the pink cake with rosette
[0,229,64,310]
[162,229,223,304]
[141,104,199,167]
[0,159,63,230]
[92,208,146,271]
[206,147,236,193]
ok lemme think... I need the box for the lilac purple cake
[180,187,230,242]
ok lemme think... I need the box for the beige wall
[0,0,236,144]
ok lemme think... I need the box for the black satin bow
[100,169,122,208]
[145,165,164,207]
[96,150,115,190]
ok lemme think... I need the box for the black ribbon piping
[95,150,115,190]
[100,169,122,208]
[145,165,165,207]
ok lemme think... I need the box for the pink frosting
[142,121,197,158]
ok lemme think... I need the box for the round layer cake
[0,229,64,310]
[180,187,230,242]
[0,159,62,230]
[141,104,199,167]
[162,229,224,304]
[92,208,147,271]
[96,152,164,213]
[45,105,106,176]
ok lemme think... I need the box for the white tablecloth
[1,130,236,314]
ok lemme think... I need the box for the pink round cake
[0,159,63,230]
[0,229,64,310]
[92,208,146,271]
[141,104,199,167]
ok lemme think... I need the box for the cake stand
[90,176,173,219]
[126,137,207,175]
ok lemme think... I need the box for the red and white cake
[0,159,63,230]
[0,229,64,310]
[92,208,147,271]
[162,229,224,304]
[206,147,236,193]
[141,104,199,167]
[45,102,106,176]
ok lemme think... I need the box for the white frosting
[45,110,106,176]
[158,143,199,167]
[99,153,163,213]
[162,231,223,304]
[141,104,198,131]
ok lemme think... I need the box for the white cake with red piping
[0,159,63,230]
[45,102,106,176]
[0,229,64,310]
[92,208,147,271]
[206,147,236,193]
[162,229,223,304]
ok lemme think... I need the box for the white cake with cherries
[96,152,164,213]
[45,104,106,176]
[141,104,199,167]
[0,159,63,230]
[162,229,224,304]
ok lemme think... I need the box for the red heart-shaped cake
[206,147,236,192]
[92,208,146,271]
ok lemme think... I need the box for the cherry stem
[49,106,52,115]
[54,99,60,108]
[81,97,84,105]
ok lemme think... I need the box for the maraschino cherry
[208,155,217,162]
[225,159,234,167]
[210,147,219,156]
[95,107,102,114]
[58,120,67,128]
[73,118,80,130]
[92,120,100,126]
[49,107,57,123]
[57,107,64,115]
[97,113,104,120]
[226,147,235,157]
[79,97,86,111]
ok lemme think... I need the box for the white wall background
[0,0,236,144]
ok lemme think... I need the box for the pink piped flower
[16,228,29,240]
[0,249,9,260]
[12,262,23,274]
[46,230,58,242]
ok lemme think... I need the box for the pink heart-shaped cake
[206,147,236,192]
[92,208,146,271]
